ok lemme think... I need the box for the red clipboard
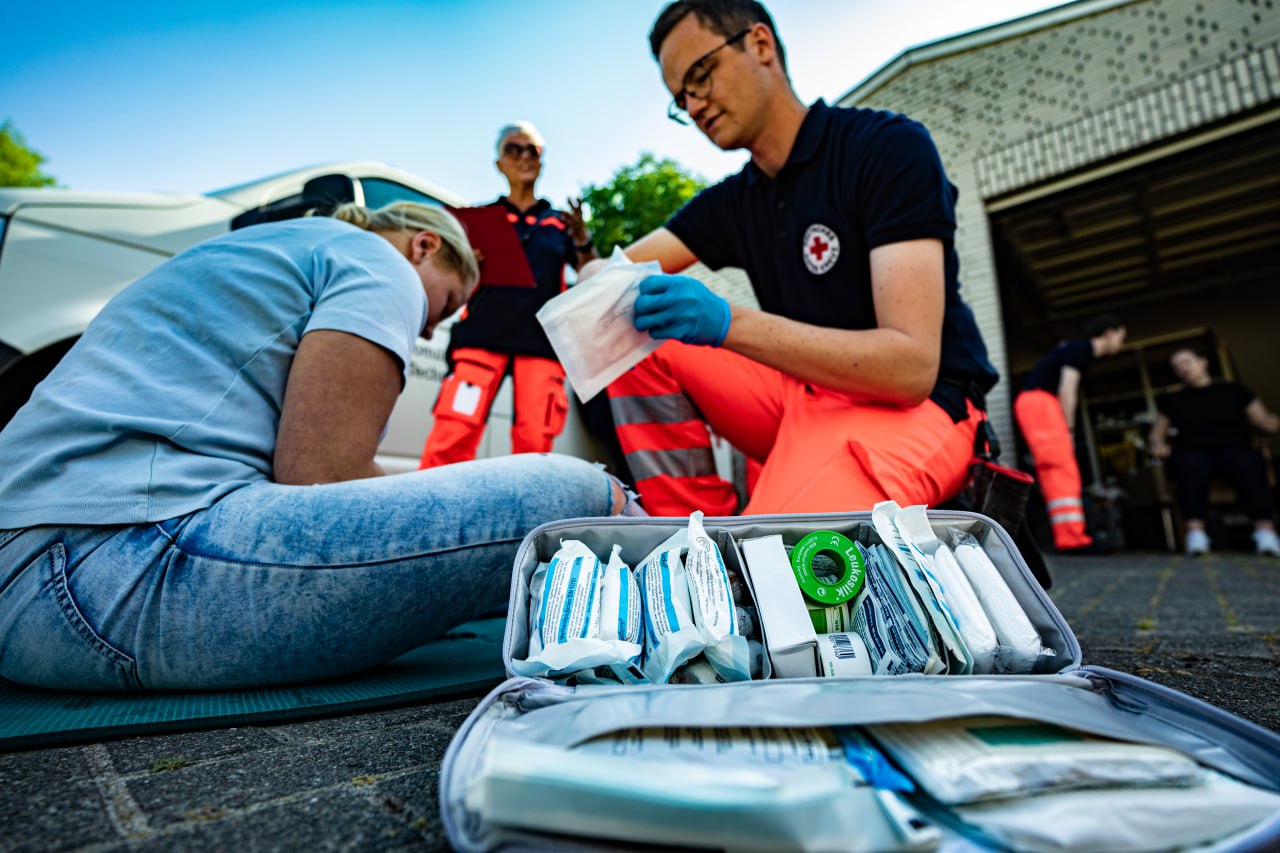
[447,205,537,288]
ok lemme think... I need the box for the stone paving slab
[2,552,1277,852]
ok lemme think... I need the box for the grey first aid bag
[441,511,1280,853]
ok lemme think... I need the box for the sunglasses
[502,142,542,159]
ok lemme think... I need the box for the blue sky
[3,0,1070,207]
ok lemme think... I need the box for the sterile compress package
[948,528,1049,673]
[873,501,974,674]
[867,715,1205,805]
[867,716,1280,851]
[513,539,643,678]
[665,511,751,682]
[512,513,757,685]
[895,505,999,674]
[466,728,908,853]
[871,501,1052,676]
[954,767,1280,852]
[535,247,662,402]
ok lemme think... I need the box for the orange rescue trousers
[1013,389,1092,550]
[606,341,980,516]
[419,348,568,469]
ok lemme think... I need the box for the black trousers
[1172,446,1277,522]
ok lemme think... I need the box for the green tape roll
[790,531,866,605]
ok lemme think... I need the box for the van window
[360,179,444,209]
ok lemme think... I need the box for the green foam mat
[0,617,508,751]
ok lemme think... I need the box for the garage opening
[988,116,1280,550]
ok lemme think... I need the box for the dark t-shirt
[665,100,997,421]
[447,197,577,360]
[1022,339,1093,394]
[1157,381,1257,452]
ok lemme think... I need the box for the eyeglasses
[667,28,751,125]
[502,142,542,160]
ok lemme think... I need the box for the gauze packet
[948,528,1048,673]
[636,536,704,684]
[535,247,662,402]
[514,539,643,678]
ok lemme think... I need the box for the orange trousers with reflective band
[607,341,979,516]
[419,348,568,469]
[1014,389,1092,549]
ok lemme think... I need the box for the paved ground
[2,550,1278,852]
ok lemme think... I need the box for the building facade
[837,0,1279,455]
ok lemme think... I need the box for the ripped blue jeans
[0,454,619,691]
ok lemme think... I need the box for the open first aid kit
[441,505,1280,852]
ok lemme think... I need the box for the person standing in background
[1014,314,1126,553]
[419,121,598,468]
[1149,347,1280,557]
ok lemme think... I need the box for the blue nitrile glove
[632,274,732,347]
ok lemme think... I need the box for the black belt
[938,376,1001,459]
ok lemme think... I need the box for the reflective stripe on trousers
[608,341,978,517]
[610,393,718,481]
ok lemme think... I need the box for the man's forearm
[721,305,940,404]
[1059,395,1077,432]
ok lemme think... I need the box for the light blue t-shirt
[0,217,427,527]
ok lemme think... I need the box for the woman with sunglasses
[419,121,598,468]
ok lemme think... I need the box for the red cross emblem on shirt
[802,223,840,274]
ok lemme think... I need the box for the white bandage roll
[816,632,873,677]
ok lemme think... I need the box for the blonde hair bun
[332,201,478,287]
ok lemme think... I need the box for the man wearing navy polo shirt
[602,0,999,516]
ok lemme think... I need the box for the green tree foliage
[0,122,57,188]
[580,153,706,255]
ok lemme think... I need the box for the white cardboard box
[740,535,818,678]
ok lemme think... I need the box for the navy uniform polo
[1022,339,1093,393]
[448,197,577,360]
[667,99,998,420]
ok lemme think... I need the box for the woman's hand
[565,197,590,245]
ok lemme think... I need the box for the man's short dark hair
[1082,313,1123,339]
[649,0,788,75]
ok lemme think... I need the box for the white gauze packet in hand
[514,539,641,679]
[535,247,663,402]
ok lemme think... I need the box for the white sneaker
[1254,528,1280,558]
[1185,529,1211,556]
